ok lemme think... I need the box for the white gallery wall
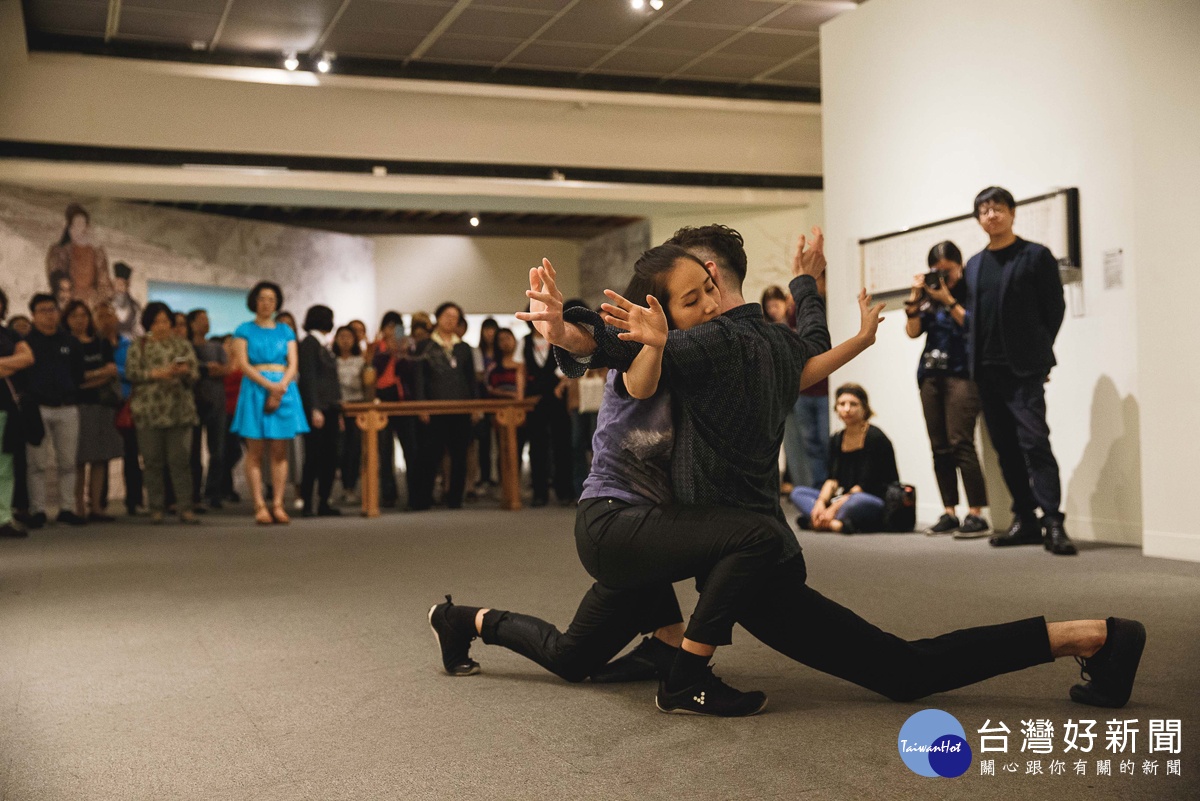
[650,198,825,307]
[1126,0,1200,562]
[372,235,581,322]
[822,0,1199,560]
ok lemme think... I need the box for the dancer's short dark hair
[666,224,747,290]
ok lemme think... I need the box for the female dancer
[431,240,1145,715]
[432,244,881,716]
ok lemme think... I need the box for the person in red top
[372,311,420,509]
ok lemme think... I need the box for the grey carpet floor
[1,505,1197,801]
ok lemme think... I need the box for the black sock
[445,602,481,639]
[665,649,710,692]
[645,636,680,674]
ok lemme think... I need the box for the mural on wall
[0,185,377,335]
[45,202,114,308]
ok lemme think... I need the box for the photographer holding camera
[904,241,989,537]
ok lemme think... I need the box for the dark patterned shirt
[558,275,830,561]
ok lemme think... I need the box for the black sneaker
[590,636,676,684]
[428,595,481,677]
[1071,618,1146,708]
[953,514,991,539]
[794,512,812,530]
[317,505,343,517]
[56,510,87,526]
[655,668,767,717]
[0,522,29,538]
[925,514,960,535]
[26,512,47,530]
[988,517,1042,547]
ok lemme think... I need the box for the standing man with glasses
[964,186,1074,556]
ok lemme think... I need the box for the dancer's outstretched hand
[517,258,566,344]
[601,290,668,348]
[792,226,826,278]
[857,288,886,345]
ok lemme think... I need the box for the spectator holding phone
[904,241,989,537]
[124,302,200,525]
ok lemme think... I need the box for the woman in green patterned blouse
[125,302,200,524]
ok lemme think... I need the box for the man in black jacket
[297,305,342,517]
[963,186,1074,555]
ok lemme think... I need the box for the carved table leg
[357,410,388,518]
[493,406,528,511]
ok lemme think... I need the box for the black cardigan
[297,334,342,413]
[415,340,477,401]
[827,425,899,499]
[964,237,1065,379]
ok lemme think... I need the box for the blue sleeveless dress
[230,321,310,440]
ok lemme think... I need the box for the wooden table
[342,398,538,516]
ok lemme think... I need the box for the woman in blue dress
[230,281,309,524]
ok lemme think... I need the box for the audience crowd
[0,187,1071,552]
[0,281,600,534]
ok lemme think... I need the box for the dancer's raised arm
[799,289,885,390]
[599,289,667,399]
[516,259,597,356]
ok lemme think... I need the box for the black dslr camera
[923,269,947,290]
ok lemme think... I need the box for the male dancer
[432,226,1145,711]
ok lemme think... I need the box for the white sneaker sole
[655,696,768,717]
[953,530,992,539]
[428,604,481,676]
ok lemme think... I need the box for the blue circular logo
[897,709,972,778]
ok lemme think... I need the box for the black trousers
[120,426,143,513]
[521,397,575,502]
[575,498,781,646]
[919,374,988,509]
[474,414,494,484]
[377,386,419,508]
[734,555,1053,702]
[481,583,684,683]
[416,414,471,509]
[12,436,29,512]
[220,429,242,498]
[338,411,361,492]
[483,552,1054,699]
[975,365,1063,522]
[300,410,339,510]
[190,403,226,505]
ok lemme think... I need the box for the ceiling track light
[469,214,480,228]
[631,0,663,9]
[650,0,663,8]
[316,51,335,73]
[283,51,299,71]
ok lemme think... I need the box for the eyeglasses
[977,204,1011,218]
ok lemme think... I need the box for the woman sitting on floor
[791,382,898,533]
